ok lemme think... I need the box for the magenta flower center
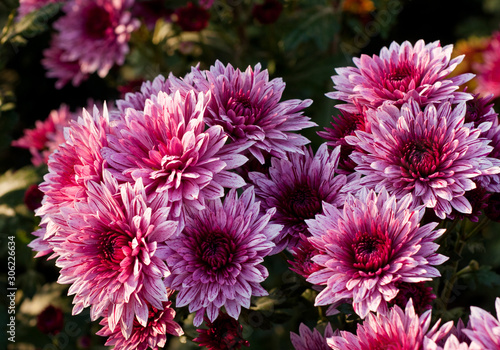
[84,5,113,40]
[282,183,322,220]
[382,64,421,93]
[198,231,236,270]
[351,230,392,272]
[99,231,129,266]
[400,140,440,178]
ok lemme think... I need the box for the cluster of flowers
[17,0,285,89]
[16,39,500,349]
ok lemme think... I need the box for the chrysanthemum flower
[42,35,90,89]
[249,144,348,254]
[346,99,500,219]
[328,300,453,349]
[475,32,500,98]
[12,104,73,166]
[164,187,281,326]
[424,334,471,350]
[328,40,474,111]
[28,105,111,258]
[317,109,367,174]
[307,187,447,318]
[97,299,183,350]
[193,312,250,350]
[290,323,335,350]
[103,90,247,230]
[463,297,500,349]
[288,233,323,279]
[55,170,178,336]
[53,0,139,79]
[391,281,436,315]
[194,60,316,163]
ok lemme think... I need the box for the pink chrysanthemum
[103,90,247,230]
[475,32,500,98]
[307,187,447,318]
[97,299,183,350]
[193,60,316,163]
[290,323,335,350]
[328,40,474,112]
[463,298,500,349]
[42,35,90,89]
[28,105,110,258]
[12,104,73,166]
[164,187,281,326]
[424,334,471,350]
[317,109,367,174]
[249,144,349,254]
[346,99,500,219]
[328,300,453,349]
[288,233,323,279]
[55,170,178,337]
[193,312,250,350]
[52,0,139,79]
[391,281,436,315]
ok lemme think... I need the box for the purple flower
[164,187,281,326]
[103,90,247,231]
[249,144,348,254]
[174,2,210,32]
[328,300,453,349]
[52,0,139,79]
[37,305,64,335]
[463,297,500,349]
[194,60,316,163]
[55,170,178,337]
[346,99,500,219]
[290,323,335,350]
[307,187,447,318]
[391,281,436,315]
[288,233,323,279]
[328,40,474,111]
[97,299,183,350]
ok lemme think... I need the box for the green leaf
[473,266,500,288]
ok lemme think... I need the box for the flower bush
[3,1,500,349]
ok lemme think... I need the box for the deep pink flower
[463,297,500,349]
[194,61,316,163]
[37,305,64,335]
[24,184,44,211]
[475,32,500,98]
[288,233,323,279]
[193,312,250,350]
[12,104,73,166]
[97,300,183,350]
[42,35,90,89]
[290,323,335,350]
[28,105,110,258]
[252,0,283,25]
[249,144,348,254]
[317,109,367,174]
[346,99,500,219]
[391,281,436,315]
[164,187,281,326]
[328,300,453,349]
[103,90,247,231]
[53,0,139,79]
[307,187,447,318]
[55,170,178,337]
[174,2,210,32]
[328,40,474,111]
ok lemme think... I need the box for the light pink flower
[103,90,247,231]
[346,99,500,219]
[164,187,281,326]
[307,187,447,318]
[290,323,335,350]
[249,144,348,254]
[328,300,453,349]
[463,297,500,350]
[424,335,471,350]
[53,0,139,79]
[328,40,474,111]
[55,170,178,337]
[97,299,183,350]
[193,60,316,163]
